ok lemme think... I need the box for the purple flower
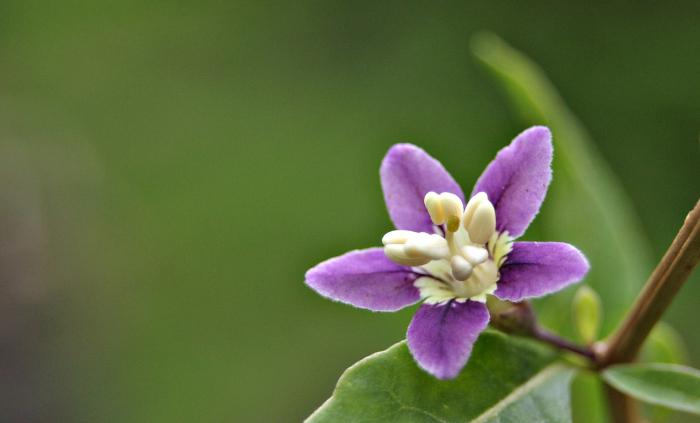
[305,126,589,379]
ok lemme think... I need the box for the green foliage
[469,33,673,423]
[570,372,609,423]
[0,2,696,421]
[313,33,697,423]
[308,331,576,422]
[572,285,602,344]
[471,33,654,339]
[602,363,700,415]
[638,323,689,422]
[641,322,688,365]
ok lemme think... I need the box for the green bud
[641,321,687,364]
[572,285,601,345]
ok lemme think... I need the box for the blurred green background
[0,1,698,421]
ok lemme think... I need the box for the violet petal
[381,144,464,233]
[471,126,553,238]
[305,248,420,312]
[407,301,489,379]
[495,241,590,301]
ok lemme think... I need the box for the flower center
[382,192,512,303]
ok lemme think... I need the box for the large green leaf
[307,331,576,422]
[602,363,700,415]
[471,33,653,338]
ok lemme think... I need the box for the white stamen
[440,193,464,232]
[463,192,496,244]
[384,244,431,266]
[450,255,473,281]
[461,245,489,265]
[382,230,448,265]
[424,192,464,232]
[423,192,444,225]
[387,190,511,304]
[404,233,450,260]
[463,192,488,222]
[382,230,416,245]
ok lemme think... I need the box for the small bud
[450,255,473,281]
[487,298,537,336]
[463,192,496,244]
[573,285,602,345]
[641,322,687,364]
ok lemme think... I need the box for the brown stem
[603,383,640,423]
[488,300,595,361]
[531,325,596,361]
[597,198,700,423]
[491,201,700,423]
[598,198,700,367]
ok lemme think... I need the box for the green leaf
[471,33,654,338]
[602,363,700,415]
[570,372,609,423]
[307,331,576,423]
[638,324,689,423]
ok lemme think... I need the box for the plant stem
[531,325,596,361]
[597,198,700,423]
[488,299,596,361]
[603,383,640,423]
[598,198,700,367]
[492,200,700,423]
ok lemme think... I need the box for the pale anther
[461,245,489,265]
[382,230,449,265]
[423,192,444,225]
[404,233,450,260]
[382,230,416,245]
[450,255,473,281]
[463,192,496,244]
[424,192,464,232]
[384,244,431,266]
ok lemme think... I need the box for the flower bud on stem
[487,199,700,423]
[487,298,596,360]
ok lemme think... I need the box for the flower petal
[472,126,553,238]
[305,248,420,312]
[494,241,590,301]
[407,301,489,379]
[381,144,464,233]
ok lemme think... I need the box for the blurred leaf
[572,285,602,344]
[641,321,688,365]
[571,372,609,423]
[602,363,700,415]
[307,331,576,422]
[471,32,653,340]
[639,322,689,423]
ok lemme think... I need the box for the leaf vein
[471,364,566,423]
